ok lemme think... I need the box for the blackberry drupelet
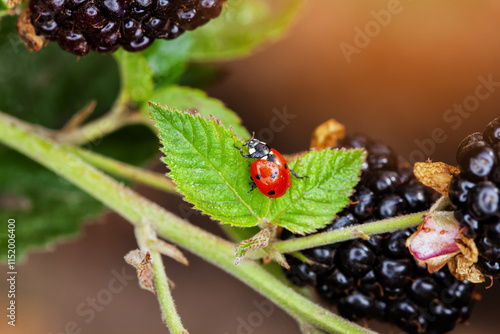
[282,134,477,333]
[27,0,225,55]
[449,117,500,280]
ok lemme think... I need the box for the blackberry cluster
[282,135,477,333]
[448,117,500,280]
[28,0,224,55]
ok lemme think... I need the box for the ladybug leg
[248,182,257,193]
[233,144,254,158]
[290,169,307,179]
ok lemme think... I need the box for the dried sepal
[413,161,459,196]
[448,255,485,283]
[125,249,156,294]
[16,9,44,52]
[447,232,485,283]
[310,118,345,150]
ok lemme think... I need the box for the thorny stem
[150,250,189,334]
[0,111,375,334]
[298,320,329,334]
[251,212,427,259]
[134,224,189,334]
[53,92,149,145]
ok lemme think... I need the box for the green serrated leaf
[143,36,193,88]
[151,106,365,233]
[188,0,301,61]
[114,49,153,105]
[270,149,365,233]
[149,85,250,138]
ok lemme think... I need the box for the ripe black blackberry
[282,134,477,333]
[27,0,224,55]
[449,117,500,280]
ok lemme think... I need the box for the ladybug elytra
[234,138,305,198]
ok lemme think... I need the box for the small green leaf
[149,85,250,138]
[235,228,270,265]
[188,0,301,61]
[114,49,153,105]
[151,106,365,233]
[143,36,193,88]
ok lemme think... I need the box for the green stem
[251,212,426,259]
[54,92,148,145]
[134,224,188,334]
[298,320,328,334]
[150,251,189,334]
[68,146,177,194]
[135,221,189,334]
[0,111,374,334]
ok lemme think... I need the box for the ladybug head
[247,138,270,158]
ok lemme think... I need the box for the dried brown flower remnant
[310,118,345,150]
[414,161,459,196]
[6,0,22,8]
[125,249,156,294]
[16,9,44,52]
[448,233,485,283]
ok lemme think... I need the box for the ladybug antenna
[243,132,256,146]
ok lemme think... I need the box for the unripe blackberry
[449,117,500,280]
[26,0,225,55]
[282,134,476,333]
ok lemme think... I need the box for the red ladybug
[234,138,304,198]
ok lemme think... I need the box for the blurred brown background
[2,0,500,333]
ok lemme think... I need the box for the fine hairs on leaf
[150,105,365,234]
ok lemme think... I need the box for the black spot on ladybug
[284,163,288,169]
[255,174,262,180]
[270,172,278,179]
[268,154,277,163]
[267,190,276,196]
